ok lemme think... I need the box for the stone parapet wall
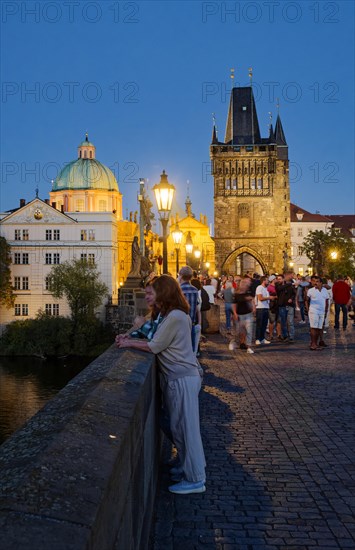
[106,288,149,333]
[0,346,161,550]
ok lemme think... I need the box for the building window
[76,199,84,212]
[15,229,21,240]
[298,267,304,276]
[15,304,28,316]
[45,304,59,316]
[81,230,87,241]
[53,229,60,241]
[257,178,262,189]
[14,277,21,290]
[14,253,21,264]
[46,230,52,240]
[45,276,50,290]
[53,253,60,264]
[298,246,303,256]
[45,253,52,265]
[22,277,29,290]
[81,253,95,265]
[225,179,231,189]
[99,200,107,212]
[22,229,29,240]
[89,229,95,241]
[22,253,29,264]
[297,228,303,237]
[250,179,256,189]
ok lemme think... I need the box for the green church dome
[53,158,119,192]
[53,135,119,192]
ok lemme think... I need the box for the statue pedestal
[106,277,149,333]
[122,276,142,290]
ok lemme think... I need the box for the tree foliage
[48,259,109,321]
[0,236,16,308]
[0,315,73,356]
[302,228,355,278]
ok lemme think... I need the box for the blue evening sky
[1,0,354,234]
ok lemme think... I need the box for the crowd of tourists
[115,267,354,496]
[216,271,355,353]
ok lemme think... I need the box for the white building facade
[290,203,333,275]
[0,198,119,325]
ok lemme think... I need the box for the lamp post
[194,247,201,273]
[185,231,193,265]
[138,178,145,256]
[152,170,175,274]
[171,222,183,276]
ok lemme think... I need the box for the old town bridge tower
[210,85,291,274]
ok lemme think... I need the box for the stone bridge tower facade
[211,86,291,274]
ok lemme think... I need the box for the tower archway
[222,246,268,275]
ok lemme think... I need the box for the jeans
[299,302,305,322]
[238,313,254,345]
[255,309,269,341]
[334,303,348,329]
[279,306,295,339]
[225,302,234,330]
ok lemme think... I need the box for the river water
[0,356,91,446]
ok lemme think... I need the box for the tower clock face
[34,208,43,219]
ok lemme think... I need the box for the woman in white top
[116,275,206,495]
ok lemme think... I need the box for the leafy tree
[0,236,16,308]
[48,259,109,344]
[302,228,355,279]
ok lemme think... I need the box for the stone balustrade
[0,345,161,550]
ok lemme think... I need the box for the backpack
[200,288,211,311]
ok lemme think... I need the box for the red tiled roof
[290,203,333,223]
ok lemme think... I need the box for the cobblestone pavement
[150,314,355,550]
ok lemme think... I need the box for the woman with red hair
[116,275,206,495]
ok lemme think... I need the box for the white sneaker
[255,340,261,345]
[228,341,235,351]
[247,348,254,354]
[261,339,271,344]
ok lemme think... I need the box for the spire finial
[186,179,190,198]
[248,67,253,86]
[268,111,273,128]
[85,131,89,142]
[230,68,235,88]
[212,112,218,135]
[276,98,280,114]
[35,186,39,198]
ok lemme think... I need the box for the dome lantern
[78,132,96,159]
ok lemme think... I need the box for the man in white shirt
[306,276,329,350]
[255,276,276,345]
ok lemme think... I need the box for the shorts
[268,311,276,323]
[309,311,325,329]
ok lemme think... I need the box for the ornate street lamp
[171,222,183,276]
[194,247,201,272]
[152,170,175,274]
